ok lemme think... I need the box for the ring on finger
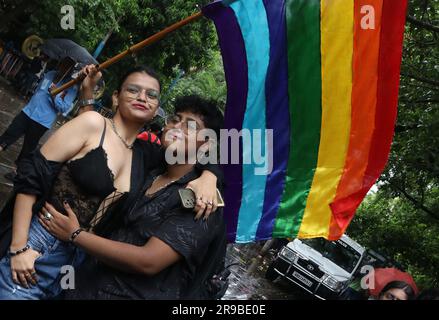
[43,210,53,221]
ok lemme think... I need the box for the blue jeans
[0,215,85,300]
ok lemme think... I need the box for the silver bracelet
[77,99,96,108]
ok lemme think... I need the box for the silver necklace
[146,174,177,196]
[109,118,134,149]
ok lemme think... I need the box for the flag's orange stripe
[329,0,383,239]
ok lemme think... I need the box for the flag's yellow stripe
[299,0,354,238]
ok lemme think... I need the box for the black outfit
[0,120,119,257]
[0,111,47,165]
[13,120,118,228]
[66,169,226,300]
[0,118,221,259]
[48,120,118,228]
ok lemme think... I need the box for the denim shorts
[0,215,85,300]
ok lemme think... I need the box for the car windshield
[301,238,361,273]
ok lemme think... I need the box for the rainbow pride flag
[202,0,408,242]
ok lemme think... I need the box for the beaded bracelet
[9,244,30,257]
[70,228,84,243]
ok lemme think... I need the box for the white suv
[266,235,365,300]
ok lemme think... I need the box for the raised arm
[76,65,102,115]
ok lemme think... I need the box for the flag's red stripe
[329,0,408,237]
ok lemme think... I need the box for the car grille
[274,257,291,274]
[296,258,325,278]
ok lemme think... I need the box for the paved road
[0,79,25,206]
[222,242,306,300]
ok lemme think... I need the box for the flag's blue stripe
[256,0,290,241]
[229,0,270,243]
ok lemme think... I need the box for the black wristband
[9,244,30,257]
[70,228,84,243]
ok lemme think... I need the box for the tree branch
[399,99,439,104]
[401,72,439,87]
[390,182,439,220]
[406,15,439,33]
[394,124,419,133]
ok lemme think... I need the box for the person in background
[378,281,416,300]
[0,58,79,180]
[137,122,162,145]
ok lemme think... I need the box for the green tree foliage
[348,0,438,288]
[0,0,217,90]
[162,51,226,114]
[349,193,439,289]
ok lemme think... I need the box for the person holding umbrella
[0,57,80,180]
[0,39,100,181]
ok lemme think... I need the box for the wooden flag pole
[50,11,203,96]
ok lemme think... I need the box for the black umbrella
[40,38,98,66]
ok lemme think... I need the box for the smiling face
[162,111,207,162]
[115,71,161,124]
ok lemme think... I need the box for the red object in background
[369,268,419,297]
[137,131,161,145]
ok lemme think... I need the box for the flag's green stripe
[274,0,322,238]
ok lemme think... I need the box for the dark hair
[117,65,161,92]
[417,288,439,300]
[149,122,162,133]
[173,95,224,137]
[380,281,416,300]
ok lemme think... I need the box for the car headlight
[280,247,297,261]
[323,276,342,291]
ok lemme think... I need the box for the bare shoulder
[70,111,106,133]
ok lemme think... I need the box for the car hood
[287,241,352,281]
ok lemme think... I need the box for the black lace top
[14,120,121,230]
[47,121,119,229]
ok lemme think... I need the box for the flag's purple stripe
[202,2,248,242]
[256,0,290,241]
